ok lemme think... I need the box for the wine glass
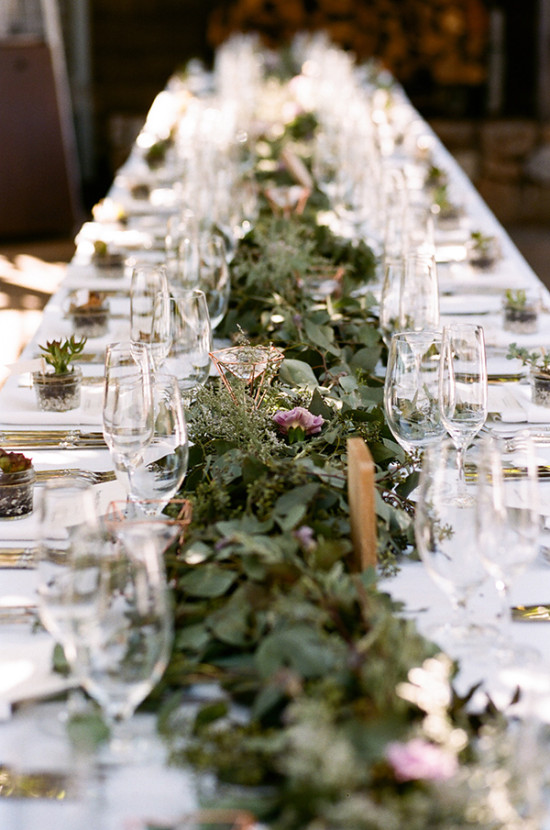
[198,231,231,330]
[35,478,104,731]
[35,478,102,655]
[414,438,490,656]
[384,330,445,462]
[129,263,170,370]
[475,432,541,664]
[103,341,154,502]
[439,323,488,505]
[127,372,189,516]
[67,522,173,763]
[165,209,199,289]
[379,255,405,348]
[156,288,212,402]
[399,250,439,332]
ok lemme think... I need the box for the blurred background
[1,0,550,375]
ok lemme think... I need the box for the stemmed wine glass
[384,330,445,463]
[438,323,488,505]
[198,231,230,331]
[475,432,541,664]
[66,518,174,764]
[129,262,170,370]
[35,478,104,731]
[154,288,212,402]
[35,478,102,654]
[379,255,405,348]
[103,341,154,506]
[127,372,189,516]
[399,250,439,332]
[414,438,490,656]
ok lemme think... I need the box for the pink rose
[272,407,324,442]
[386,739,458,783]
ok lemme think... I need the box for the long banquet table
[3,34,550,829]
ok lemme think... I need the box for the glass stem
[455,443,469,500]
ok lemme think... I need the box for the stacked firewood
[207,0,490,88]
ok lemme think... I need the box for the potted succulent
[507,343,550,406]
[0,448,35,519]
[466,230,501,272]
[430,183,465,229]
[502,289,539,334]
[92,239,125,269]
[33,335,87,412]
[67,289,110,338]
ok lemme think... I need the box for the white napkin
[0,480,127,541]
[488,382,550,423]
[0,381,104,426]
[439,293,502,316]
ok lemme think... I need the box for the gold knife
[0,548,35,569]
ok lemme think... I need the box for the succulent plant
[38,335,87,375]
[507,343,550,376]
[69,290,107,312]
[504,289,529,310]
[0,448,33,474]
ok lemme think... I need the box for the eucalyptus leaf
[278,358,319,389]
[179,565,238,598]
[255,625,336,680]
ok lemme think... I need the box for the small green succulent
[38,335,87,375]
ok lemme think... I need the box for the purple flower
[293,525,317,551]
[386,739,458,783]
[272,407,324,443]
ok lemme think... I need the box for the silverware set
[0,429,107,449]
[34,468,116,485]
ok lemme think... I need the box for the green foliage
[507,342,550,375]
[38,335,87,374]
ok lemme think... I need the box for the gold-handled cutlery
[0,429,107,449]
[0,548,36,569]
[34,468,116,485]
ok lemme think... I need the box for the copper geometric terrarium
[209,344,285,407]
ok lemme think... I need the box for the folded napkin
[0,638,72,707]
[488,382,550,423]
[0,379,104,426]
[63,262,133,291]
[0,479,127,541]
[439,293,502,316]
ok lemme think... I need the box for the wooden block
[347,436,377,571]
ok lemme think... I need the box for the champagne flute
[157,288,212,401]
[475,432,541,664]
[399,250,439,332]
[67,523,173,763]
[384,330,445,461]
[127,372,189,516]
[35,478,104,732]
[103,341,154,503]
[198,231,230,330]
[35,478,102,655]
[129,263,170,369]
[379,255,405,348]
[414,438,490,656]
[439,323,487,505]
